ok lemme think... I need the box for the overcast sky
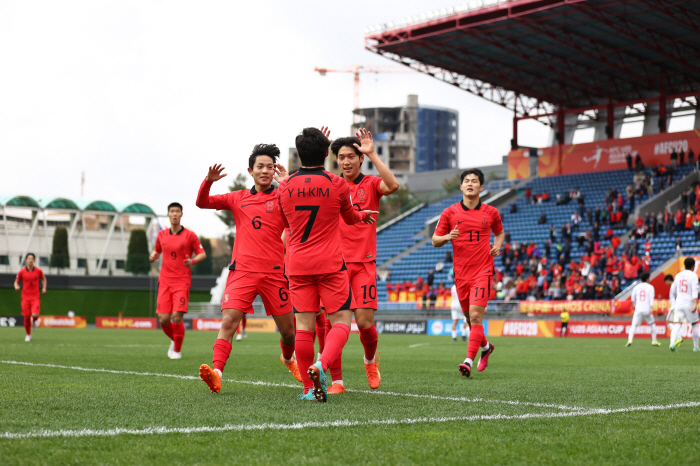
[0,0,555,237]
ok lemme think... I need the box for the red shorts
[347,261,377,310]
[156,284,190,314]
[290,270,352,314]
[455,274,493,309]
[21,298,41,316]
[222,270,291,316]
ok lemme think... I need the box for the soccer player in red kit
[14,253,47,342]
[433,168,504,377]
[150,203,207,359]
[326,128,399,393]
[278,127,377,402]
[196,144,301,393]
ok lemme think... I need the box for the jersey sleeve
[491,208,504,235]
[693,275,699,300]
[631,287,637,305]
[15,270,23,283]
[434,209,452,236]
[155,233,162,253]
[338,178,366,225]
[648,285,654,309]
[196,180,233,211]
[277,190,290,228]
[38,268,45,279]
[190,232,205,255]
[373,176,384,197]
[670,280,677,308]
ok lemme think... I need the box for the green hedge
[0,288,211,324]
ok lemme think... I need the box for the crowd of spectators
[380,156,700,305]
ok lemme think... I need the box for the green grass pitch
[1,328,699,465]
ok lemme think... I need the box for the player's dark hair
[167,202,183,212]
[640,272,650,282]
[25,252,35,260]
[295,127,330,167]
[461,168,484,185]
[684,257,695,270]
[249,144,280,169]
[664,274,674,282]
[331,137,362,157]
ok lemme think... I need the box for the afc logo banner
[266,200,274,213]
[357,187,367,201]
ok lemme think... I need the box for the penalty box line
[2,402,700,440]
[0,359,584,411]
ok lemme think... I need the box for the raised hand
[363,210,379,225]
[447,228,460,241]
[353,128,375,155]
[320,126,333,146]
[206,164,227,183]
[274,163,289,183]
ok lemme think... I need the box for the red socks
[295,330,316,391]
[467,324,484,361]
[315,313,327,353]
[329,351,343,381]
[325,319,343,381]
[319,323,350,373]
[280,341,295,361]
[212,338,232,373]
[161,322,174,340]
[172,322,185,353]
[359,325,379,361]
[24,316,31,336]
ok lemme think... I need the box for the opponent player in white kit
[668,257,700,352]
[626,272,660,347]
[450,284,469,342]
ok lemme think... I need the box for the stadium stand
[377,163,699,303]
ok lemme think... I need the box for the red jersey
[277,167,366,276]
[338,173,383,263]
[155,227,204,285]
[196,181,284,274]
[434,200,503,280]
[16,266,44,300]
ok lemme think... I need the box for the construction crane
[314,65,415,114]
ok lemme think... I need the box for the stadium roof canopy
[0,195,156,215]
[365,0,700,120]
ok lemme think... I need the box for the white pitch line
[0,360,584,411]
[2,402,699,440]
[408,343,430,348]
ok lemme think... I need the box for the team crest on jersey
[266,200,274,213]
[304,177,311,183]
[357,187,367,201]
[482,218,489,228]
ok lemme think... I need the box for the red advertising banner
[522,299,693,315]
[519,300,612,314]
[192,318,278,333]
[488,320,556,337]
[508,129,700,179]
[96,316,158,330]
[36,315,87,328]
[557,320,670,338]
